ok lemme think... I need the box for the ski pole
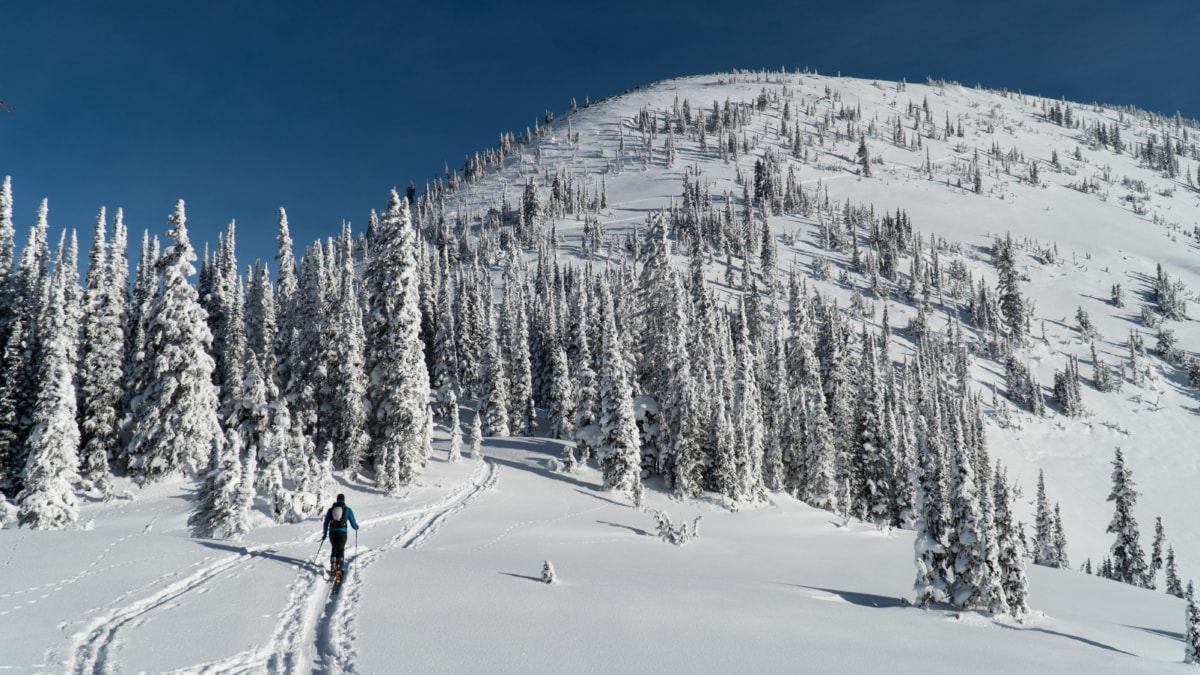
[353,529,358,569]
[315,536,325,569]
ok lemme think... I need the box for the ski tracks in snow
[65,460,497,674]
[316,459,498,674]
[178,459,499,675]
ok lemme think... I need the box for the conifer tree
[273,208,299,394]
[326,246,368,472]
[78,208,127,498]
[571,283,599,460]
[123,200,222,483]
[1166,547,1184,598]
[8,200,52,491]
[478,312,511,438]
[595,282,642,496]
[447,391,463,463]
[1106,447,1149,587]
[1151,516,1167,584]
[1033,470,1058,566]
[945,440,992,610]
[364,191,432,493]
[913,414,950,607]
[1187,584,1200,665]
[469,406,483,460]
[1052,503,1069,569]
[992,463,1029,615]
[430,251,460,420]
[17,241,81,530]
[189,427,246,539]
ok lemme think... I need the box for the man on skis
[322,493,359,582]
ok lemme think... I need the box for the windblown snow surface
[5,70,1200,672]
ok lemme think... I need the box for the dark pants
[330,530,348,566]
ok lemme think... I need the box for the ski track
[320,459,498,675]
[67,532,315,675]
[177,459,500,675]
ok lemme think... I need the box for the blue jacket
[322,503,359,536]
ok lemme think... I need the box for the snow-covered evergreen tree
[326,244,368,471]
[469,406,483,461]
[1106,446,1149,587]
[992,462,1029,615]
[189,427,247,540]
[478,311,511,438]
[1151,516,1167,586]
[363,191,433,493]
[447,390,463,463]
[1187,584,1200,665]
[912,414,950,608]
[945,438,993,610]
[595,282,642,496]
[123,200,222,483]
[1033,469,1059,567]
[1052,502,1069,569]
[78,208,127,498]
[1166,547,1185,598]
[17,241,81,530]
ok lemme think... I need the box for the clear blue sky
[2,0,1197,266]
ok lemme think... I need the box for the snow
[0,429,1189,672]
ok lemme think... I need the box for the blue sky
[2,0,1197,266]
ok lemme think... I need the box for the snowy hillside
[1,432,1193,673]
[3,68,1200,673]
[436,70,1200,584]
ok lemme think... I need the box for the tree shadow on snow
[487,455,595,491]
[994,622,1136,657]
[596,520,653,537]
[1124,624,1183,641]
[789,584,910,609]
[499,572,545,584]
[196,540,321,573]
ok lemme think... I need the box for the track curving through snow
[66,459,498,675]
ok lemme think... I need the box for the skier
[322,493,359,582]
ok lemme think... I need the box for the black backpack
[329,504,348,529]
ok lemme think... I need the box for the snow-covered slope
[441,70,1200,585]
[1,430,1193,673]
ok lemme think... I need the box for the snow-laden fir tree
[502,272,534,435]
[123,200,222,483]
[944,435,997,611]
[8,200,52,493]
[326,244,368,471]
[1106,446,1149,587]
[364,191,432,493]
[17,238,81,530]
[731,300,766,502]
[1151,516,1167,586]
[189,427,247,540]
[1033,470,1060,566]
[469,406,483,460]
[912,412,950,607]
[478,310,511,438]
[1187,583,1200,665]
[992,462,1029,615]
[545,338,575,441]
[272,207,299,394]
[446,390,463,462]
[1052,503,1069,569]
[570,281,599,461]
[78,208,127,498]
[594,281,642,496]
[1166,547,1185,598]
[430,250,460,420]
